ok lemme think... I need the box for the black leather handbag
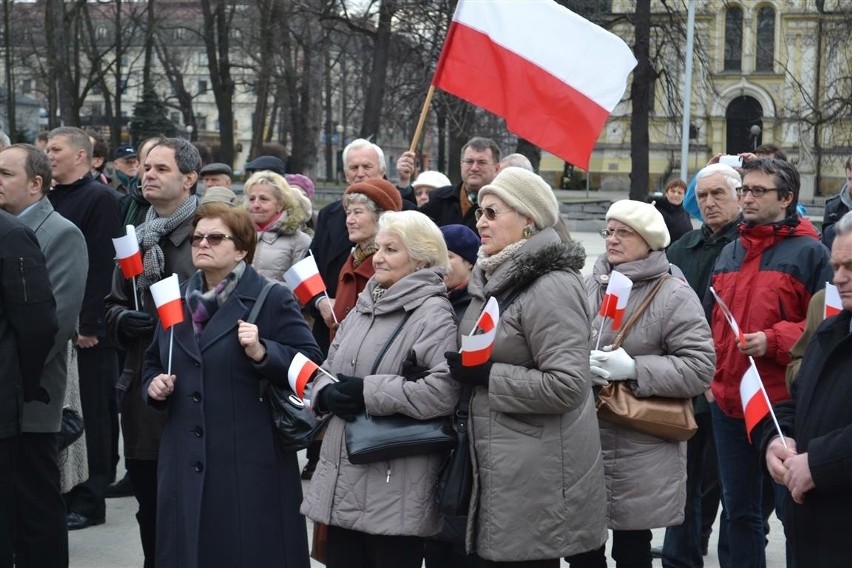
[57,406,85,451]
[435,385,473,515]
[344,311,456,465]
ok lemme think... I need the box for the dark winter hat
[114,145,137,160]
[441,224,480,265]
[199,162,233,177]
[344,178,402,213]
[244,155,286,176]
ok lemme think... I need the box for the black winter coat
[651,195,693,245]
[419,183,478,231]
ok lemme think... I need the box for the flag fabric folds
[284,256,326,305]
[432,0,637,169]
[112,225,143,279]
[150,274,184,329]
[740,362,771,443]
[288,352,319,400]
[599,270,632,330]
[710,287,747,348]
[825,283,842,319]
[461,296,500,366]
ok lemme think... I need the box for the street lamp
[749,124,761,150]
[185,124,194,141]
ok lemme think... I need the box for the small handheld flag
[461,296,499,366]
[710,287,747,348]
[284,256,326,305]
[599,270,632,330]
[150,274,184,330]
[825,283,842,319]
[288,352,319,400]
[112,225,143,279]
[740,358,787,447]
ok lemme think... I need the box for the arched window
[755,6,775,72]
[724,7,743,71]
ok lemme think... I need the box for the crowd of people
[1,127,851,568]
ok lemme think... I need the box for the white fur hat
[606,199,671,251]
[478,167,559,230]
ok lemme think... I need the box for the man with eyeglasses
[705,158,831,568]
[104,137,201,567]
[417,137,500,231]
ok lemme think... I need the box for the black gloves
[318,374,365,421]
[401,351,429,381]
[118,310,156,342]
[445,351,492,388]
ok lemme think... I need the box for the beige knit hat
[606,199,671,250]
[477,167,559,229]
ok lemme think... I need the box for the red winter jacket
[708,217,832,418]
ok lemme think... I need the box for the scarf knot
[136,195,198,291]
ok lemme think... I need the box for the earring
[523,225,533,238]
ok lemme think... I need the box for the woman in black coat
[144,203,322,568]
[651,179,693,245]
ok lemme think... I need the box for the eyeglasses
[738,185,778,197]
[461,158,494,168]
[600,227,638,240]
[190,233,235,247]
[474,206,509,222]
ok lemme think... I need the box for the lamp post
[749,124,761,151]
[185,124,194,141]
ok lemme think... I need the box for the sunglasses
[474,206,507,222]
[190,233,235,247]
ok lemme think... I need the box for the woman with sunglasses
[565,200,714,568]
[143,203,322,568]
[244,170,312,282]
[445,167,607,567]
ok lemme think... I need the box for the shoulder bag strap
[370,310,414,375]
[248,281,277,324]
[611,275,669,350]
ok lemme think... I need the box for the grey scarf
[136,194,198,291]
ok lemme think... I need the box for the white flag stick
[167,327,174,376]
[748,356,787,449]
[131,276,139,311]
[594,317,607,351]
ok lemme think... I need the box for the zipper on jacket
[18,258,28,302]
[385,462,391,483]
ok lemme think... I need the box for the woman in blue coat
[144,203,322,568]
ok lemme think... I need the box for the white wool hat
[606,199,671,250]
[412,170,452,189]
[478,167,559,230]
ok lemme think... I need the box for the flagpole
[167,328,174,376]
[409,85,436,153]
[308,249,338,325]
[131,276,139,311]
[748,357,788,449]
[317,367,339,383]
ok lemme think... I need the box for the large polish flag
[740,362,771,443]
[461,296,500,366]
[599,270,632,330]
[149,274,184,329]
[432,0,637,169]
[825,283,842,319]
[112,225,144,279]
[284,256,326,305]
[710,287,747,348]
[288,352,320,400]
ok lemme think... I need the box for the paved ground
[69,230,788,567]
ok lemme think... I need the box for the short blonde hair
[243,171,307,227]
[377,211,449,271]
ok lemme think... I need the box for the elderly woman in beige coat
[301,210,459,568]
[444,167,607,567]
[565,200,715,568]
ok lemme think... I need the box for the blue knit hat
[441,224,480,265]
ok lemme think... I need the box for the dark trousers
[480,559,559,567]
[566,529,652,568]
[13,432,67,568]
[700,418,721,545]
[67,345,118,519]
[326,525,424,568]
[125,458,157,568]
[0,436,17,568]
[425,516,478,568]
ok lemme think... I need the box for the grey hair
[461,137,501,162]
[344,193,380,216]
[696,163,742,199]
[741,158,800,216]
[48,126,93,159]
[499,153,533,171]
[835,210,852,239]
[342,138,386,173]
[378,210,449,271]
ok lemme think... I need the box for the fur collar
[508,239,586,291]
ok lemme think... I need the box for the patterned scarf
[136,194,198,291]
[184,261,246,338]
[371,284,388,304]
[351,240,378,268]
[476,240,527,278]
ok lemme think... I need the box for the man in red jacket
[707,158,832,567]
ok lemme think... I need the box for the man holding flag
[759,210,852,566]
[105,137,200,567]
[707,158,832,567]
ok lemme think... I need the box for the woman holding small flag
[143,203,322,568]
[566,200,715,568]
[301,210,459,568]
[444,167,607,566]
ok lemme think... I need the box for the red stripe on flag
[293,273,325,305]
[118,253,144,279]
[294,360,317,399]
[825,305,842,318]
[433,22,609,169]
[157,299,184,330]
[462,346,492,367]
[743,392,770,443]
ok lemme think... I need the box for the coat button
[193,426,204,438]
[193,462,204,473]
[192,392,202,402]
[600,274,609,282]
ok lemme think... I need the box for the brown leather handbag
[595,276,698,442]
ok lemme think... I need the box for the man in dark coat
[761,210,852,567]
[46,126,123,530]
[820,155,851,250]
[105,137,200,568]
[1,144,87,566]
[0,211,58,566]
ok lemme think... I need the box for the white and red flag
[740,362,772,443]
[149,274,184,329]
[288,352,319,400]
[461,296,499,366]
[599,270,632,330]
[710,287,747,348]
[432,0,636,169]
[825,283,842,319]
[112,225,143,279]
[284,256,326,305]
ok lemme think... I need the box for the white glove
[589,347,636,381]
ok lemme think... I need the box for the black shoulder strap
[370,310,414,375]
[248,281,277,324]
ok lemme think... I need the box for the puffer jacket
[587,250,715,530]
[252,214,311,283]
[459,228,607,562]
[301,268,459,537]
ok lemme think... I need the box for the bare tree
[199,0,236,165]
